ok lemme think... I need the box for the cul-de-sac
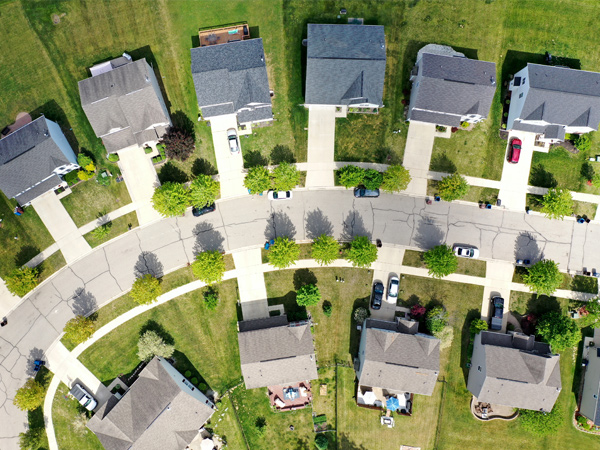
[2,1,600,450]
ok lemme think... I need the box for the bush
[315,434,329,450]
[204,287,219,310]
[77,169,93,181]
[426,306,448,336]
[144,147,154,154]
[574,133,592,152]
[13,379,45,411]
[244,166,271,194]
[272,162,300,191]
[362,169,383,190]
[96,171,111,186]
[423,244,458,279]
[410,303,426,320]
[296,284,321,307]
[536,311,581,352]
[5,266,39,296]
[161,128,195,161]
[311,234,339,266]
[460,121,470,129]
[63,170,79,185]
[108,153,120,162]
[381,165,411,193]
[337,165,365,188]
[519,407,562,435]
[353,307,368,323]
[185,371,192,377]
[255,417,267,435]
[151,182,190,217]
[19,427,44,450]
[322,301,332,317]
[130,274,162,305]
[541,188,573,220]
[77,154,93,168]
[469,318,488,336]
[437,173,469,201]
[189,175,219,208]
[346,236,378,268]
[63,315,96,345]
[137,330,175,361]
[523,259,563,295]
[91,222,112,239]
[192,251,225,285]
[267,237,300,269]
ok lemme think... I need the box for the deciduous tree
[137,330,175,361]
[244,166,271,194]
[5,266,38,297]
[423,245,457,279]
[536,311,581,352]
[63,315,96,345]
[13,379,45,411]
[192,251,225,285]
[272,162,300,191]
[523,259,563,295]
[469,318,488,336]
[161,128,195,161]
[541,188,573,220]
[311,234,339,266]
[296,284,321,307]
[519,407,562,435]
[130,274,162,305]
[151,182,190,217]
[381,165,411,192]
[363,169,383,190]
[346,236,378,268]
[337,165,365,188]
[437,173,469,201]
[189,175,219,208]
[267,237,300,269]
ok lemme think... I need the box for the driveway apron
[306,106,336,188]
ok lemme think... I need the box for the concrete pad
[370,247,406,321]
[117,145,162,225]
[209,114,247,199]
[241,299,270,321]
[498,131,535,212]
[306,106,336,188]
[402,121,436,196]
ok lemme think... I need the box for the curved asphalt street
[1,190,599,448]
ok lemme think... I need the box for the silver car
[387,275,399,301]
[227,128,239,153]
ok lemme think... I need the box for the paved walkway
[232,248,269,320]
[78,203,138,235]
[209,114,247,199]
[118,145,162,225]
[402,121,436,196]
[30,191,91,264]
[306,106,336,188]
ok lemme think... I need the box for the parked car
[508,138,522,163]
[371,281,384,310]
[69,383,97,411]
[227,128,240,153]
[267,190,292,201]
[387,276,399,302]
[490,296,504,330]
[354,187,380,198]
[453,245,480,259]
[192,203,216,217]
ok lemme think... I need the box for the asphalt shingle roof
[580,328,600,425]
[14,174,62,206]
[0,116,70,200]
[238,315,318,389]
[305,24,386,106]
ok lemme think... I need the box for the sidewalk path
[77,202,138,235]
[232,248,269,320]
[306,106,336,188]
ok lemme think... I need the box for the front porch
[268,382,312,411]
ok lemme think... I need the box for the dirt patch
[52,13,66,25]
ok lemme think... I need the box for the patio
[268,382,312,411]
[356,385,412,416]
[470,396,518,421]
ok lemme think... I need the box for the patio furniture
[386,396,400,411]
[274,397,286,408]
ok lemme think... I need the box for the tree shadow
[193,222,225,254]
[514,231,543,262]
[412,217,445,249]
[529,164,557,188]
[30,100,81,157]
[134,251,164,278]
[70,288,98,317]
[158,161,189,184]
[526,295,561,317]
[26,347,45,378]
[244,150,268,168]
[267,293,307,322]
[338,433,370,450]
[264,210,296,240]
[139,319,175,345]
[293,269,317,290]
[14,245,41,267]
[191,158,217,176]
[348,295,370,359]
[460,308,481,386]
[170,110,195,139]
[430,152,457,174]
[305,208,334,240]
[340,211,370,241]
[270,145,296,164]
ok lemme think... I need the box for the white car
[227,128,239,153]
[267,190,292,201]
[453,245,480,259]
[69,383,97,411]
[387,276,399,301]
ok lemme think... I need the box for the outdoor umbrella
[386,396,400,411]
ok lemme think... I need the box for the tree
[189,175,219,208]
[161,128,195,161]
[91,221,112,239]
[536,311,581,352]
[363,169,384,190]
[244,166,272,194]
[77,153,93,168]
[410,303,427,321]
[423,245,458,279]
[267,236,300,269]
[426,306,449,336]
[5,266,38,296]
[437,173,469,201]
[353,307,368,323]
[469,318,488,336]
[311,234,339,266]
[322,301,332,317]
[337,165,365,188]
[519,407,562,435]
[130,274,162,305]
[296,284,321,307]
[137,330,175,361]
[13,379,45,411]
[541,188,573,220]
[346,236,378,268]
[315,433,329,450]
[272,162,300,191]
[523,259,563,295]
[19,427,44,450]
[381,165,411,192]
[152,182,190,217]
[63,315,95,345]
[255,417,267,435]
[192,251,225,285]
[204,287,219,310]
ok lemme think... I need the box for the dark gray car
[490,297,504,330]
[354,187,380,198]
[371,281,384,310]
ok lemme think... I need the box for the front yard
[83,211,139,248]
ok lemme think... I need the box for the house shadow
[172,350,212,395]
[267,292,307,322]
[348,295,370,359]
[30,100,80,153]
[572,326,594,401]
[460,308,481,386]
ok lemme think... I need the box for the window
[519,93,523,99]
[523,77,526,84]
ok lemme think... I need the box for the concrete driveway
[306,106,336,188]
[481,261,515,333]
[370,247,405,320]
[402,121,436,196]
[117,145,162,225]
[209,114,247,199]
[30,191,91,264]
[498,131,536,212]
[232,248,269,320]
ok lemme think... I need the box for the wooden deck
[268,382,312,411]
[198,23,249,47]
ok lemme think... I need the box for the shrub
[244,166,271,194]
[83,162,96,173]
[272,162,300,191]
[381,165,411,193]
[161,128,195,161]
[255,417,267,435]
[19,427,45,450]
[523,259,563,295]
[469,318,488,336]
[191,377,199,385]
[536,311,581,352]
[519,407,562,435]
[346,236,378,268]
[322,301,332,317]
[192,251,225,285]
[77,154,93,168]
[362,169,383,190]
[426,306,448,336]
[96,172,111,186]
[13,379,45,411]
[77,170,93,181]
[144,147,154,154]
[189,175,219,208]
[185,371,192,377]
[410,303,426,321]
[574,133,592,152]
[311,234,339,266]
[353,307,368,323]
[5,266,38,296]
[130,274,162,305]
[267,237,300,269]
[151,182,190,217]
[541,188,573,220]
[199,382,208,390]
[63,315,96,345]
[460,121,469,129]
[108,153,120,162]
[137,330,175,361]
[204,288,219,310]
[337,165,365,188]
[296,284,321,307]
[315,434,329,450]
[64,170,79,185]
[437,173,469,201]
[423,244,458,279]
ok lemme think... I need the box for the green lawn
[83,211,139,248]
[402,249,487,278]
[60,180,132,227]
[52,382,104,450]
[37,250,66,284]
[208,393,247,450]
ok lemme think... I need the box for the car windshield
[375,284,384,294]
[513,144,521,149]
[389,281,398,296]
[273,192,279,199]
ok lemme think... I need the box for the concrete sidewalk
[78,202,138,235]
[306,106,336,188]
[232,248,269,320]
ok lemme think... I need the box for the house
[355,317,440,414]
[304,24,386,111]
[580,327,600,426]
[467,331,561,412]
[407,44,497,127]
[79,54,171,154]
[507,63,600,144]
[237,315,318,410]
[190,32,273,128]
[0,115,79,206]
[87,357,215,450]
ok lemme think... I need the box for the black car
[192,203,216,217]
[490,297,504,330]
[354,187,380,198]
[371,281,384,310]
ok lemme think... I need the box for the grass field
[37,250,66,284]
[83,211,139,248]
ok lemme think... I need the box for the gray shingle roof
[410,50,496,124]
[467,331,561,411]
[238,315,318,389]
[305,24,386,106]
[410,110,461,127]
[87,357,214,450]
[0,116,70,200]
[580,328,600,425]
[79,58,170,152]
[190,39,273,121]
[358,318,440,395]
[517,63,600,129]
[14,174,62,205]
[238,106,273,124]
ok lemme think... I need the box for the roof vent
[145,75,149,82]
